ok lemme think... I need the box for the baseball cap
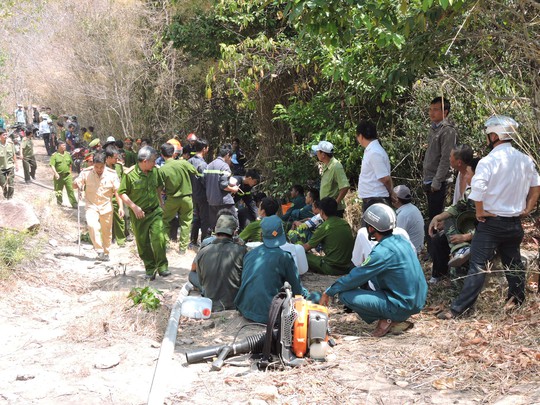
[311,141,334,154]
[215,215,237,236]
[394,185,412,201]
[261,215,287,248]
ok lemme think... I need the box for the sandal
[371,319,393,337]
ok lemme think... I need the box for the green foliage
[128,286,163,311]
[0,230,32,279]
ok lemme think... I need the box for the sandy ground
[1,141,539,404]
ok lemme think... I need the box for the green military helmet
[456,210,477,234]
[89,138,101,148]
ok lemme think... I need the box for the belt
[490,216,521,222]
[144,206,159,215]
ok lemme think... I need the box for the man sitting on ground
[319,203,428,337]
[238,196,279,243]
[189,214,247,312]
[235,215,311,323]
[303,197,354,275]
[391,185,424,253]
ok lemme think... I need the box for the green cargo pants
[132,208,168,276]
[306,253,351,276]
[162,195,193,251]
[54,172,77,207]
[112,197,126,246]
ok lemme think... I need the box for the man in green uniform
[158,142,198,254]
[123,137,138,168]
[118,146,170,280]
[50,141,77,208]
[105,145,126,247]
[311,141,350,217]
[303,197,354,275]
[0,127,19,199]
[20,128,37,183]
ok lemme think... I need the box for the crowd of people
[1,97,539,337]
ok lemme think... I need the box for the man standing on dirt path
[311,141,349,218]
[50,141,78,208]
[319,204,428,338]
[104,145,126,247]
[159,142,198,255]
[20,127,37,184]
[0,127,19,199]
[73,152,123,262]
[118,146,170,281]
[437,115,540,320]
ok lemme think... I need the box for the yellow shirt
[74,167,120,214]
[83,131,92,143]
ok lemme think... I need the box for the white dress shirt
[352,227,414,267]
[469,143,540,216]
[358,139,391,198]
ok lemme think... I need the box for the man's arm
[379,175,395,201]
[432,127,457,191]
[335,186,349,206]
[120,193,145,219]
[521,186,540,217]
[115,191,125,217]
[428,211,451,236]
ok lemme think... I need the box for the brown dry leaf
[432,377,456,390]
[464,330,478,340]
[461,337,486,346]
[224,377,241,385]
[535,353,540,361]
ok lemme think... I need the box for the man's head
[215,214,238,237]
[88,126,94,132]
[68,124,75,131]
[93,152,106,176]
[429,96,451,124]
[356,120,378,146]
[363,203,396,240]
[57,140,66,152]
[105,145,119,166]
[124,137,133,149]
[160,142,176,159]
[193,138,209,155]
[232,137,240,149]
[261,215,287,248]
[218,143,233,163]
[305,188,319,205]
[182,144,192,160]
[450,144,474,170]
[311,141,334,162]
[392,185,412,207]
[187,133,197,145]
[318,197,338,218]
[290,184,304,198]
[17,104,23,109]
[259,197,279,217]
[244,169,260,187]
[89,138,101,150]
[0,128,7,143]
[137,146,158,172]
[484,115,518,148]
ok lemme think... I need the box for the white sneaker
[428,277,440,285]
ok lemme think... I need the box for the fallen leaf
[432,377,456,390]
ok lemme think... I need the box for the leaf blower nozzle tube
[185,332,266,364]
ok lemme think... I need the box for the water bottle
[181,296,212,319]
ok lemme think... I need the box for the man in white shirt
[438,115,540,319]
[356,120,395,217]
[392,185,425,253]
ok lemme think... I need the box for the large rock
[0,199,40,231]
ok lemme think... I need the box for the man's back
[396,203,425,253]
[235,245,303,323]
[308,216,354,269]
[159,158,196,197]
[205,157,233,206]
[195,238,246,312]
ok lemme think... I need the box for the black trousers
[42,133,52,156]
[191,200,211,243]
[450,216,525,314]
[424,182,447,256]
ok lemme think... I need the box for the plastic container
[181,296,212,319]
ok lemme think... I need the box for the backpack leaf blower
[184,282,333,370]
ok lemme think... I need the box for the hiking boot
[159,270,171,277]
[145,273,156,281]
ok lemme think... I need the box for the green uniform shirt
[124,149,137,168]
[50,151,73,174]
[0,139,17,170]
[158,158,197,198]
[118,164,163,212]
[308,216,354,270]
[239,220,262,242]
[21,138,35,159]
[320,157,350,210]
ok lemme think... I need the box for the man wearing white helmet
[319,203,428,337]
[438,115,540,319]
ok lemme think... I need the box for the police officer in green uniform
[105,144,126,246]
[0,127,19,199]
[50,140,78,207]
[118,146,170,280]
[21,128,37,183]
[158,142,198,254]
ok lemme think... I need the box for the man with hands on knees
[319,203,427,337]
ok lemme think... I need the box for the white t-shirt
[358,139,391,199]
[352,227,414,267]
[395,203,425,253]
[245,242,309,275]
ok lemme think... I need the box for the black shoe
[145,273,156,281]
[159,270,171,277]
[126,234,134,242]
[97,252,110,262]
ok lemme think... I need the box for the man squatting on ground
[438,115,540,319]
[319,204,428,337]
[118,146,170,280]
[73,151,123,262]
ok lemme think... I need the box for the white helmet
[363,203,396,232]
[484,115,518,141]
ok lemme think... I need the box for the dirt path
[1,142,539,404]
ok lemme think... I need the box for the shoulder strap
[261,291,286,363]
